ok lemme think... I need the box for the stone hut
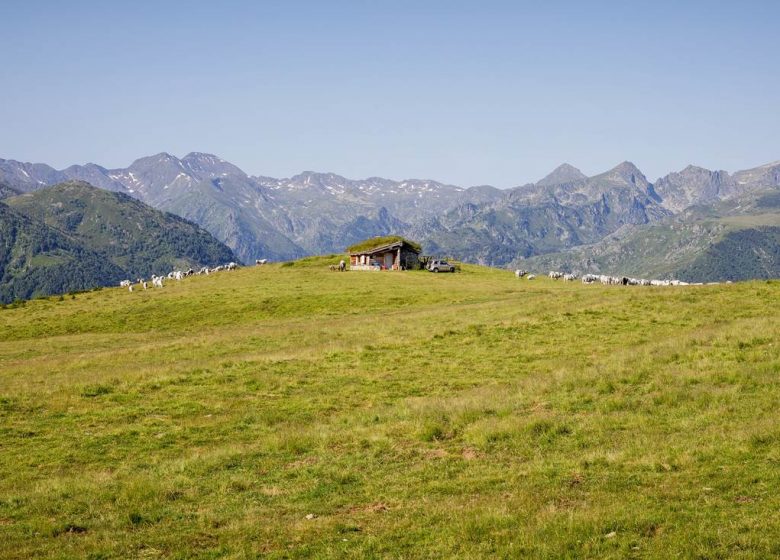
[347,237,421,271]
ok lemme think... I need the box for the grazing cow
[339,259,346,272]
[548,271,563,280]
[226,262,238,270]
[563,273,577,282]
[119,280,131,287]
[527,274,536,280]
[515,269,528,278]
[143,281,148,290]
[581,274,598,284]
[128,284,133,292]
[256,259,268,265]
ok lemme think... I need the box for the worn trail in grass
[1,259,779,559]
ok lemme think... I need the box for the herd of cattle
[117,260,722,292]
[514,269,724,286]
[119,262,239,291]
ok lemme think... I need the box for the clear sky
[1,0,778,187]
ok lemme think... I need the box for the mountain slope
[652,161,780,213]
[416,162,671,265]
[6,181,237,278]
[0,180,20,200]
[0,202,124,303]
[517,188,780,281]
[678,226,780,282]
[0,159,66,192]
[150,175,307,262]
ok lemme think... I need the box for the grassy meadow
[1,257,779,558]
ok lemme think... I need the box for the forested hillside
[0,182,238,302]
[6,182,237,276]
[0,203,123,303]
[678,226,780,282]
[0,180,19,199]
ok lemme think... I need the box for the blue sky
[1,1,778,187]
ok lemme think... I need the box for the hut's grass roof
[347,236,422,253]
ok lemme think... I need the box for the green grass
[1,260,779,558]
[27,253,69,267]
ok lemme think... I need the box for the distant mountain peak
[182,152,224,163]
[604,161,648,187]
[613,160,641,173]
[128,152,182,169]
[181,152,246,177]
[536,163,587,186]
[145,152,179,164]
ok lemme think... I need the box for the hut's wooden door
[384,253,393,269]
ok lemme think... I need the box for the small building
[347,236,422,271]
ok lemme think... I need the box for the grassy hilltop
[1,259,779,559]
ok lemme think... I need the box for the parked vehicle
[427,259,455,273]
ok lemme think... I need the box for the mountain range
[1,153,779,282]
